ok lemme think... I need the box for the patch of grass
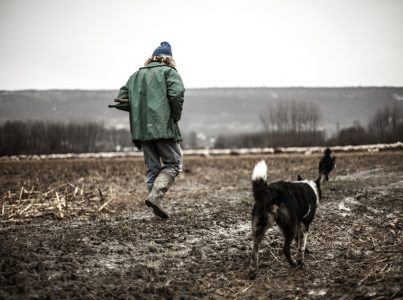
[240,196,253,206]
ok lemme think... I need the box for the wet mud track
[1,152,402,299]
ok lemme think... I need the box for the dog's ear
[315,176,321,185]
[297,174,303,181]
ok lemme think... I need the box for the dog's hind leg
[296,223,308,266]
[283,224,298,267]
[249,216,270,279]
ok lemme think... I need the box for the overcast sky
[0,0,402,90]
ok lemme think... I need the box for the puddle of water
[338,201,351,212]
[308,289,327,296]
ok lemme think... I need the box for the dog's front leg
[249,215,270,279]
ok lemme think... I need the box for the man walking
[114,41,185,219]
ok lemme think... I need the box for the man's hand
[108,99,130,111]
[114,98,129,103]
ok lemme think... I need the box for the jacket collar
[139,61,176,71]
[140,61,165,69]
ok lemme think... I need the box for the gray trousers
[141,139,183,191]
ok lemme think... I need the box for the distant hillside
[1,87,402,139]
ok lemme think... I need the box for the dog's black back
[252,180,318,239]
[272,181,316,226]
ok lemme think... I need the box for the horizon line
[1,85,403,92]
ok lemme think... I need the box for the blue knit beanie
[152,41,172,57]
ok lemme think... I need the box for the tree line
[327,105,403,146]
[215,101,403,149]
[215,100,325,148]
[1,102,402,155]
[0,121,132,155]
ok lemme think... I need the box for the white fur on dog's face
[251,160,268,181]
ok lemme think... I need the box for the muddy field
[0,151,402,299]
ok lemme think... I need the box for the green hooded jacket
[116,62,185,143]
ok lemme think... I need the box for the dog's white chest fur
[300,180,320,204]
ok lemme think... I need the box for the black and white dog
[319,147,336,182]
[249,160,321,279]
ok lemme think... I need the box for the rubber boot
[145,169,175,219]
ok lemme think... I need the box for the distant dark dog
[319,147,336,182]
[249,160,321,279]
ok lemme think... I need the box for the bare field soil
[1,152,402,299]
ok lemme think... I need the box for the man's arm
[117,83,129,100]
[166,68,185,122]
[112,84,130,111]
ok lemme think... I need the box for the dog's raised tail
[251,160,268,182]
